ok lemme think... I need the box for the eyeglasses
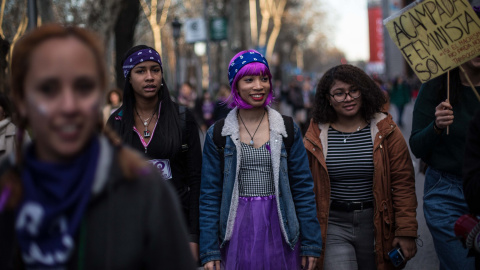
[329,89,361,103]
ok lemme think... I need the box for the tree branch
[159,0,171,28]
[249,0,258,47]
[139,0,151,18]
[0,0,6,39]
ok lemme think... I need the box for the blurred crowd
[170,74,422,136]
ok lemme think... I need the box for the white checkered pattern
[238,141,275,196]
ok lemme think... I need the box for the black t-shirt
[107,103,202,242]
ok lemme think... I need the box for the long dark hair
[0,92,13,119]
[119,45,182,157]
[312,64,386,123]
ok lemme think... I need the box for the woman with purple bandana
[107,45,202,263]
[199,50,322,270]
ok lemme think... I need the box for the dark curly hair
[312,64,386,123]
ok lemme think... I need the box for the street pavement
[391,101,440,270]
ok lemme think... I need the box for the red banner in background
[368,7,384,62]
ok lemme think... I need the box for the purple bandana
[228,51,269,86]
[122,48,162,78]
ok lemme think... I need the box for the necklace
[340,126,361,143]
[135,107,156,138]
[238,109,266,146]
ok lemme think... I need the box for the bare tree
[139,0,171,56]
[0,0,27,93]
[114,0,140,88]
[249,0,287,59]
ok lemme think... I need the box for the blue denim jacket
[199,107,322,265]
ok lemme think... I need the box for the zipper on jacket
[371,126,394,219]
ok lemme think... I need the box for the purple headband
[122,48,162,78]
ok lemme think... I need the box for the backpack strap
[212,118,226,177]
[178,105,189,152]
[212,119,226,150]
[281,115,295,157]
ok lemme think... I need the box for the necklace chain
[339,126,361,143]
[135,107,156,138]
[238,110,266,146]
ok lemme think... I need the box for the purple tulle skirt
[221,195,301,270]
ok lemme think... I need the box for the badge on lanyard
[148,159,173,180]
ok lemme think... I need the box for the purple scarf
[15,138,100,269]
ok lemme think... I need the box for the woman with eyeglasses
[304,64,418,269]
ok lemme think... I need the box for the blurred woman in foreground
[0,24,195,270]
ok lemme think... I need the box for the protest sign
[384,0,480,82]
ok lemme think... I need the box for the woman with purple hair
[199,50,322,270]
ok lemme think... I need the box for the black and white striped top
[238,141,275,197]
[326,124,374,202]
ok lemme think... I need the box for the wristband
[433,122,444,134]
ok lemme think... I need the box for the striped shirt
[326,124,374,202]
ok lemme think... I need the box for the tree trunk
[37,0,54,24]
[0,36,10,93]
[114,0,140,88]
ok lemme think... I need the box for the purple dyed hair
[225,49,274,109]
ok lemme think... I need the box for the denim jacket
[199,107,322,265]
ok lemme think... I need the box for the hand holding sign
[435,100,454,129]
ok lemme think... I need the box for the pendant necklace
[340,126,361,143]
[135,107,156,138]
[238,109,266,146]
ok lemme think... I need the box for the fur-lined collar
[316,112,389,158]
[222,107,288,138]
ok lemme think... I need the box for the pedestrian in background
[200,49,322,270]
[0,24,195,269]
[0,92,26,159]
[304,64,417,270]
[195,90,215,132]
[213,83,231,122]
[107,45,202,263]
[178,82,197,110]
[102,88,122,124]
[390,76,411,128]
[410,13,480,266]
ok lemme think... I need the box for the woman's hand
[189,242,199,263]
[392,236,417,261]
[301,256,318,270]
[435,100,453,129]
[204,260,221,270]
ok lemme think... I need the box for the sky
[324,0,370,62]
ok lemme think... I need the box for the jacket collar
[222,106,287,138]
[304,112,394,158]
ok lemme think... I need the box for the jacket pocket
[380,200,394,241]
